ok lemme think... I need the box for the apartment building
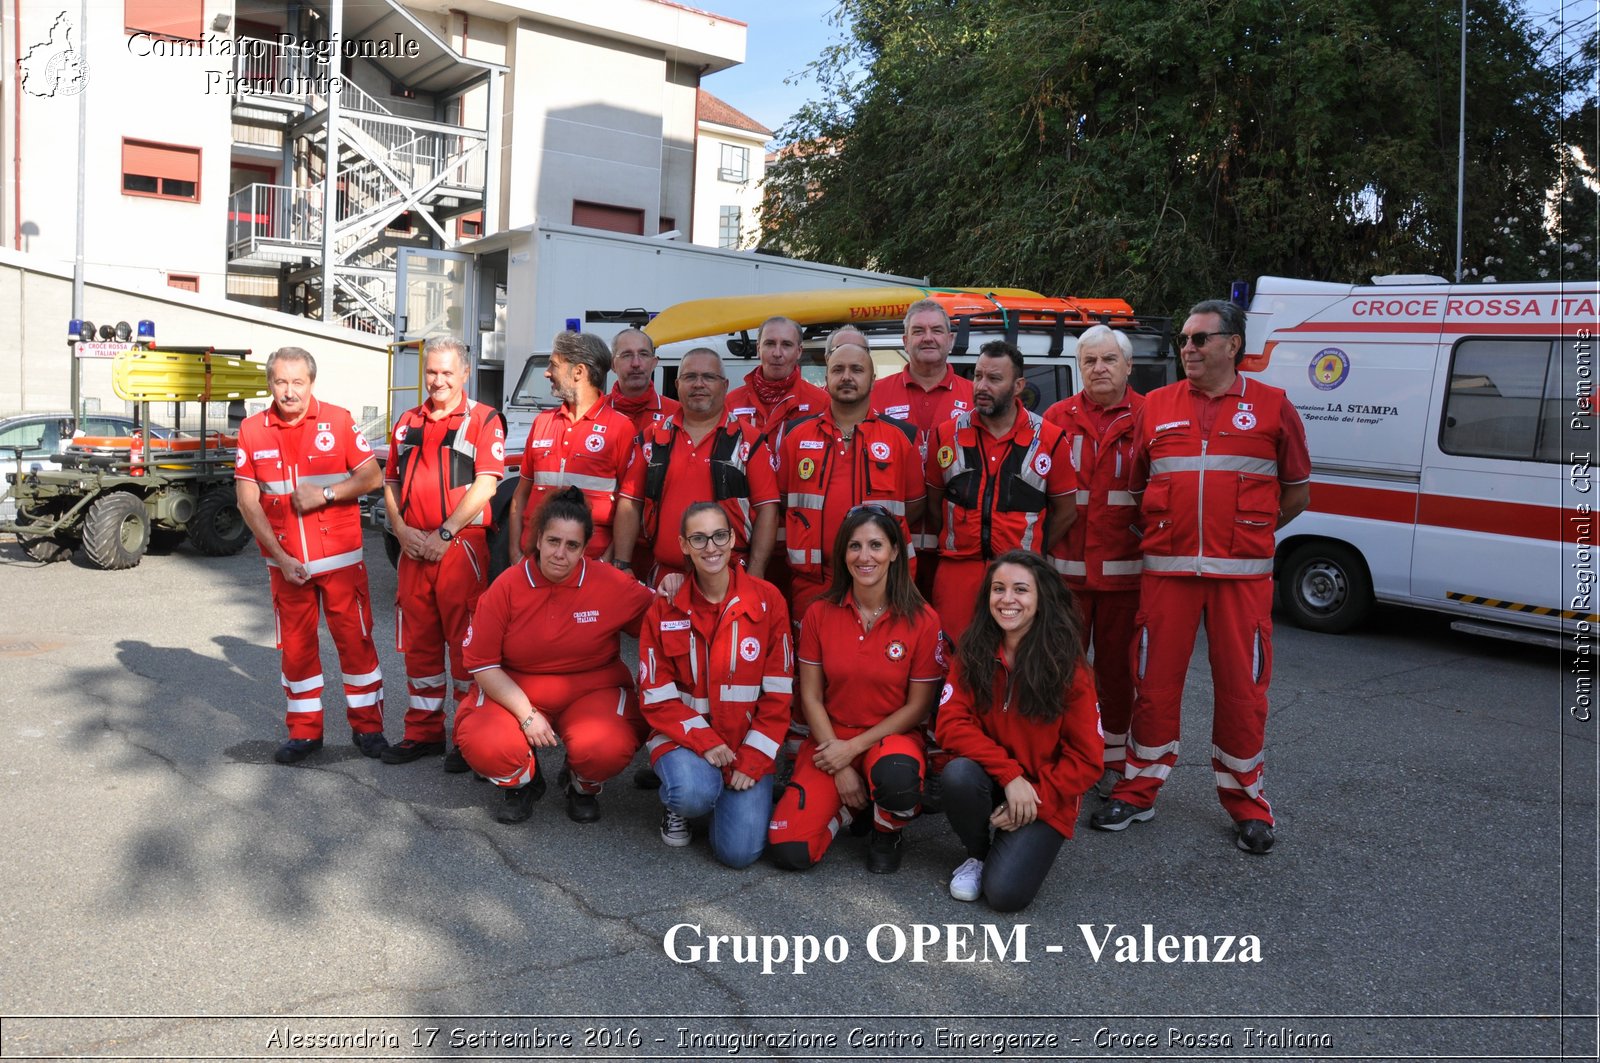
[691,88,771,250]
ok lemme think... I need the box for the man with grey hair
[506,330,645,568]
[725,316,828,435]
[872,297,975,597]
[1044,324,1144,794]
[236,346,388,765]
[380,336,506,768]
[1090,300,1311,855]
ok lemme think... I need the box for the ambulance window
[1440,339,1549,461]
[1537,340,1590,463]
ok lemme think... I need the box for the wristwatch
[437,526,454,542]
[612,558,632,571]
[321,485,336,504]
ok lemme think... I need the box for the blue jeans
[656,747,774,869]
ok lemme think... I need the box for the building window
[658,217,676,235]
[125,0,202,40]
[456,211,484,239]
[572,201,645,236]
[167,274,199,292]
[718,206,742,249]
[719,144,749,183]
[121,140,200,201]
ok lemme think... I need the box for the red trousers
[1111,575,1275,824]
[270,563,384,740]
[1073,586,1140,774]
[454,660,646,792]
[395,531,488,743]
[930,556,987,644]
[767,733,925,867]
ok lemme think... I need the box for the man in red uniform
[925,340,1077,641]
[638,348,779,586]
[725,316,829,435]
[603,328,679,435]
[381,337,505,768]
[1044,325,1145,792]
[775,339,925,621]
[506,331,645,571]
[1090,300,1311,855]
[873,300,976,599]
[235,347,387,765]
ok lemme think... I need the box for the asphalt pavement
[0,532,1593,1062]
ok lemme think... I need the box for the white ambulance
[1245,275,1597,646]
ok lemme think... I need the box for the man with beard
[775,336,924,623]
[637,347,779,586]
[924,340,1077,640]
[506,331,644,569]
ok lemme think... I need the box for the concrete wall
[0,248,390,423]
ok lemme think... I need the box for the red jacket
[516,399,644,554]
[776,409,922,577]
[386,397,505,532]
[1135,377,1299,579]
[638,568,793,781]
[926,404,1075,560]
[1044,389,1144,589]
[934,653,1104,838]
[236,397,374,574]
[726,369,829,437]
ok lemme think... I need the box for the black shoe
[442,747,470,773]
[1090,799,1155,832]
[274,738,323,765]
[565,783,601,823]
[1235,819,1275,854]
[494,771,547,824]
[351,730,389,759]
[867,828,904,874]
[380,739,446,765]
[634,765,661,789]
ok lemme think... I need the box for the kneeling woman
[456,487,656,824]
[638,503,793,867]
[769,505,944,874]
[937,550,1103,911]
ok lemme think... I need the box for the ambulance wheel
[82,491,150,570]
[1280,542,1372,633]
[189,487,251,556]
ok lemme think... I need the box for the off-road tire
[189,487,251,556]
[82,491,150,570]
[19,535,73,563]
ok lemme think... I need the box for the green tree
[762,0,1568,316]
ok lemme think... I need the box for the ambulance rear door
[1412,287,1581,633]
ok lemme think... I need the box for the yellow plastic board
[642,286,1044,345]
[113,349,269,403]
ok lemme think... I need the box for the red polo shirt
[517,399,646,555]
[464,558,654,678]
[871,364,975,459]
[797,595,945,732]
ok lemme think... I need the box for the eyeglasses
[677,373,726,385]
[1177,331,1236,349]
[684,528,734,549]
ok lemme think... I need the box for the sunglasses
[1177,331,1236,349]
[848,503,893,518]
[684,528,734,549]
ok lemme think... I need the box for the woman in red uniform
[455,487,655,824]
[936,550,1104,911]
[768,505,945,874]
[638,503,792,867]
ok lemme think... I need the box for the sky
[697,0,1594,147]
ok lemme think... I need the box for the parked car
[0,412,170,523]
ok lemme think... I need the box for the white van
[1246,275,1596,645]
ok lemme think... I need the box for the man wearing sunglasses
[1091,300,1310,856]
[637,348,780,587]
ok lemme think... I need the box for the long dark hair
[820,505,925,619]
[533,485,594,545]
[956,550,1083,721]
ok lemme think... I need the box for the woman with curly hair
[937,550,1104,911]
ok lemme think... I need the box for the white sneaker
[660,809,691,847]
[949,857,984,901]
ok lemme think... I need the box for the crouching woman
[937,550,1104,911]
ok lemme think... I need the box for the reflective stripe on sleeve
[742,730,781,758]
